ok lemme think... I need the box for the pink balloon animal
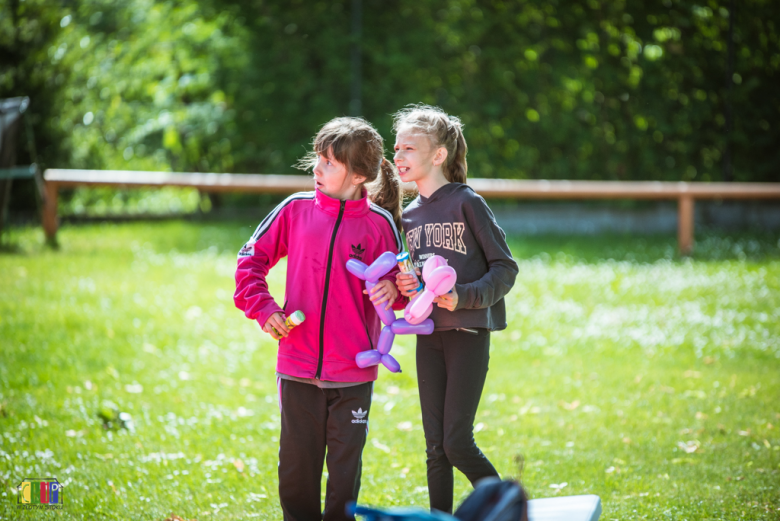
[347,252,435,373]
[403,255,457,325]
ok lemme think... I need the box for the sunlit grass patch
[1,222,778,519]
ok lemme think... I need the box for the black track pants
[278,379,373,521]
[416,328,499,514]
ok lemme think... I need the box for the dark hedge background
[2,0,778,186]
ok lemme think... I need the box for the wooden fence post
[678,195,694,255]
[42,181,59,246]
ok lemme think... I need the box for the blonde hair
[296,117,403,231]
[393,104,468,184]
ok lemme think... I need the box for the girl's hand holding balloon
[364,280,398,311]
[433,288,458,311]
[395,268,422,298]
[263,312,289,340]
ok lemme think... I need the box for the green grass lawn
[1,221,779,520]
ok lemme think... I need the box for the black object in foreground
[349,477,603,521]
[454,477,528,521]
[348,478,528,521]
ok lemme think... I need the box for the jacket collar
[418,182,462,205]
[315,188,370,217]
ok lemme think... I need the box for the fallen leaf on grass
[371,439,390,453]
[559,400,580,411]
[738,429,751,436]
[549,482,568,493]
[233,459,245,473]
[677,440,700,453]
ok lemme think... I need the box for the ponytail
[445,126,468,184]
[368,157,403,232]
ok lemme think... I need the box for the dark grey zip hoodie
[401,182,518,331]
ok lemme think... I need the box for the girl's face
[393,128,441,183]
[312,148,365,200]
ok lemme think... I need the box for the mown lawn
[1,221,779,520]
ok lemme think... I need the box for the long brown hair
[296,117,403,231]
[393,104,468,184]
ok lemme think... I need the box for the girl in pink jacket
[234,117,406,521]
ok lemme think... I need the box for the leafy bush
[2,0,778,188]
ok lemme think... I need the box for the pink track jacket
[234,188,405,382]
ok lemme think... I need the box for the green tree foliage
[1,0,778,183]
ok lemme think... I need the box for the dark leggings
[416,328,498,513]
[278,379,373,521]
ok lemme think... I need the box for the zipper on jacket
[316,200,346,379]
[364,323,374,351]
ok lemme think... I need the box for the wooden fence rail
[42,168,780,254]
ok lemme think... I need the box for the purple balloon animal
[347,252,435,373]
